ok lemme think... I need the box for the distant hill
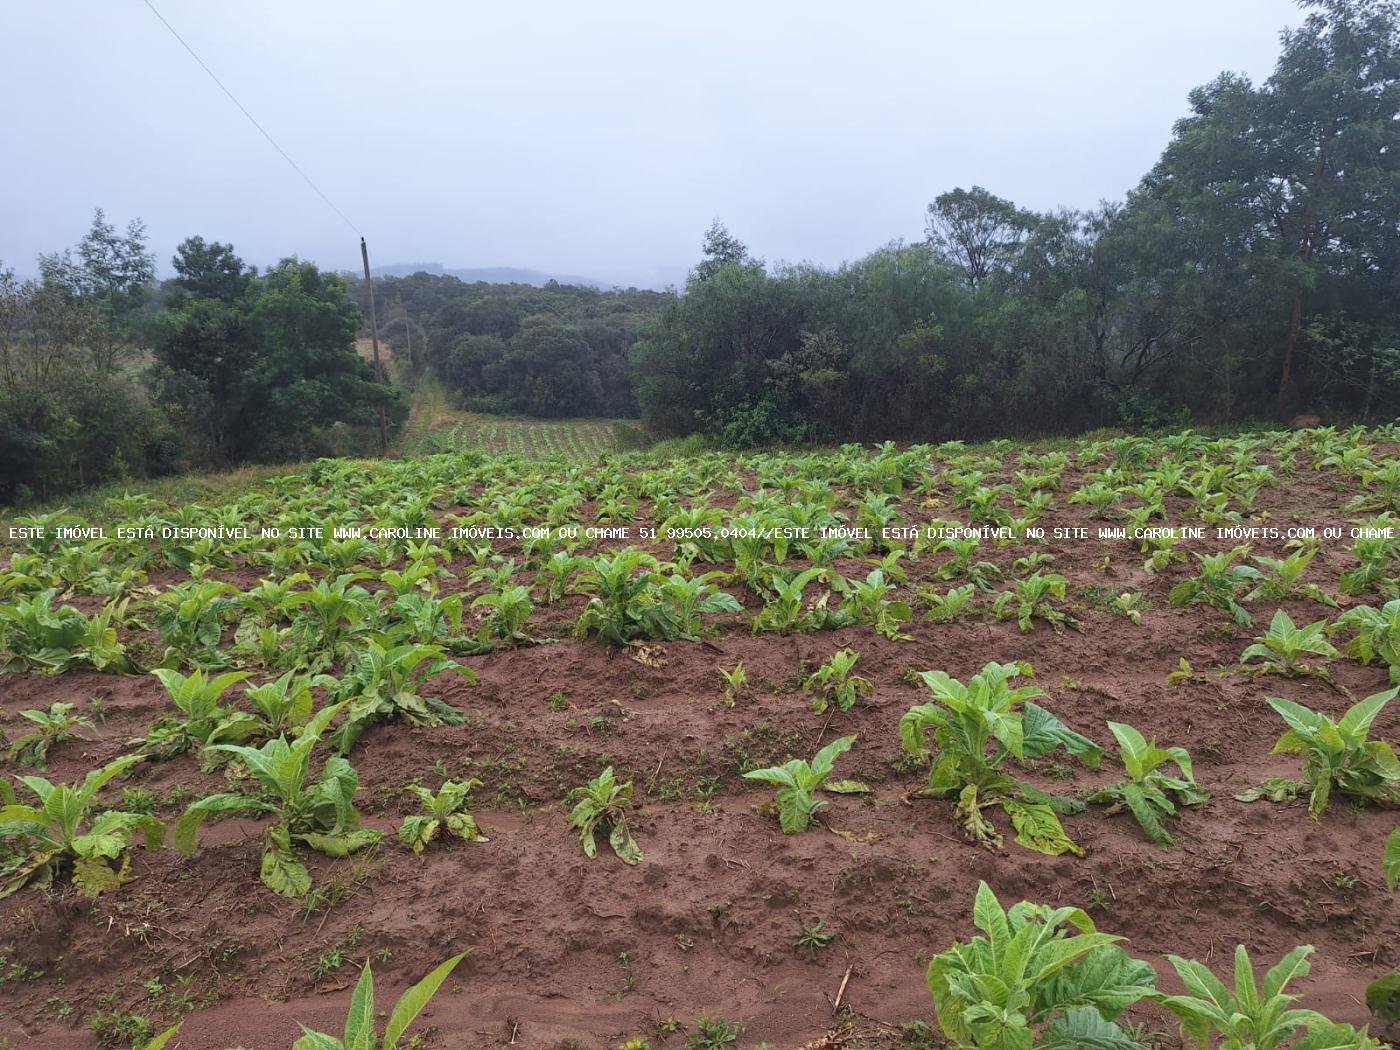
[371,262,613,289]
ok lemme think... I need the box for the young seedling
[1086,722,1208,845]
[716,662,748,707]
[1154,945,1380,1050]
[0,755,164,899]
[742,734,856,834]
[1238,609,1339,678]
[5,702,98,768]
[803,649,873,714]
[399,779,488,854]
[291,951,469,1050]
[920,584,978,624]
[567,766,642,865]
[794,918,835,961]
[1236,687,1400,818]
[926,881,1156,1050]
[993,573,1079,633]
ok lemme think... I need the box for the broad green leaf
[296,829,382,858]
[261,839,312,898]
[383,951,470,1049]
[1366,968,1400,1023]
[1384,826,1400,894]
[293,1031,344,1050]
[344,961,375,1050]
[822,780,872,795]
[1039,1006,1147,1050]
[1004,799,1083,857]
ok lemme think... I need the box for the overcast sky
[4,0,1302,289]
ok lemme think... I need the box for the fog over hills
[370,262,618,289]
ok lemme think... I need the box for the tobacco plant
[717,662,748,706]
[921,584,978,624]
[742,734,856,834]
[1333,599,1400,684]
[1155,945,1382,1050]
[1236,688,1400,818]
[291,951,468,1050]
[1169,547,1260,625]
[0,590,131,674]
[176,704,382,897]
[5,702,98,768]
[567,766,641,864]
[1239,610,1339,678]
[329,641,470,753]
[1086,722,1208,845]
[133,668,255,761]
[899,662,1101,855]
[803,649,873,714]
[993,573,1078,633]
[0,755,164,899]
[399,779,488,854]
[152,579,240,668]
[926,881,1156,1050]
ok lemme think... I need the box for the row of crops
[1,423,1398,1046]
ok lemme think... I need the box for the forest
[634,1,1400,444]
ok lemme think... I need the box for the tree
[924,186,1036,289]
[691,220,750,283]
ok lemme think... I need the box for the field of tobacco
[1,425,1398,1049]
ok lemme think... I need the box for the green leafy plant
[717,662,748,706]
[470,584,535,645]
[242,671,335,739]
[329,641,470,753]
[1236,688,1400,818]
[1246,547,1337,607]
[152,579,239,668]
[399,779,488,854]
[134,668,256,760]
[5,702,97,768]
[1169,547,1260,625]
[794,918,835,961]
[0,755,164,899]
[0,590,131,674]
[993,573,1078,633]
[926,881,1156,1050]
[567,766,642,864]
[742,734,856,834]
[922,584,978,624]
[752,567,831,634]
[899,662,1101,855]
[291,951,468,1049]
[1154,945,1381,1050]
[803,649,873,714]
[1086,722,1208,845]
[1333,599,1400,684]
[175,704,382,897]
[1239,610,1339,678]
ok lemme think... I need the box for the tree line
[346,272,669,419]
[634,0,1400,445]
[0,217,403,504]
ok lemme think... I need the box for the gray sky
[5,0,1302,289]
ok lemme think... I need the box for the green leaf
[261,833,312,898]
[1038,1006,1147,1050]
[344,960,376,1050]
[1004,799,1084,857]
[142,1026,182,1050]
[609,819,642,865]
[293,1031,345,1050]
[296,829,382,858]
[1366,968,1400,1023]
[383,951,470,1049]
[822,780,872,795]
[810,734,857,776]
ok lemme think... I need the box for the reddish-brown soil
[1,450,1397,1049]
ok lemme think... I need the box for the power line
[138,0,362,237]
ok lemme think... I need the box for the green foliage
[152,578,239,668]
[716,662,747,706]
[1385,826,1399,894]
[175,704,381,897]
[1170,549,1261,626]
[291,951,469,1050]
[922,583,979,624]
[1237,688,1400,818]
[0,755,164,899]
[1155,945,1381,1050]
[0,590,130,674]
[135,667,255,760]
[567,766,641,864]
[1086,722,1208,845]
[398,779,488,854]
[925,880,1157,1050]
[328,641,470,753]
[803,649,873,714]
[5,702,97,768]
[1334,599,1400,684]
[899,662,1101,855]
[993,574,1077,633]
[1239,610,1340,678]
[742,734,856,834]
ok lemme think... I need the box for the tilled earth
[1,453,1398,1049]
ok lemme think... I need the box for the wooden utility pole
[359,237,389,454]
